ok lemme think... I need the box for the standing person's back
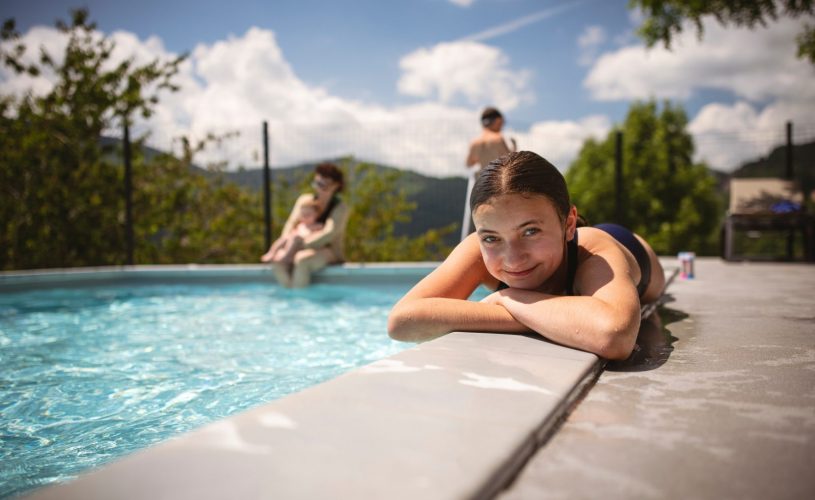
[466,107,515,174]
[462,107,516,239]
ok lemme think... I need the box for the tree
[0,9,452,269]
[131,136,265,264]
[566,100,723,255]
[0,9,184,269]
[341,161,455,262]
[630,0,815,63]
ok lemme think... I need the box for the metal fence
[122,119,815,262]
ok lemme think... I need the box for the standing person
[262,162,350,288]
[388,151,666,361]
[462,107,516,239]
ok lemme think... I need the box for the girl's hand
[480,291,503,305]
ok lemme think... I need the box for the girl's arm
[387,234,529,342]
[486,242,642,360]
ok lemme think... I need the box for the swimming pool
[0,272,417,498]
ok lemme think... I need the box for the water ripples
[0,281,411,498]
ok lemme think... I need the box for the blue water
[0,281,412,498]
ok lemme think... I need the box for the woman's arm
[387,234,529,342]
[487,240,642,360]
[281,195,308,236]
[302,202,349,249]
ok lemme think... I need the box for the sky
[2,0,814,177]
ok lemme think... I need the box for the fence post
[123,120,134,266]
[615,130,624,225]
[263,121,272,250]
[786,121,795,259]
[786,121,794,180]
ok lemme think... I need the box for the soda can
[678,251,695,279]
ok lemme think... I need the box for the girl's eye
[523,227,540,237]
[481,235,499,244]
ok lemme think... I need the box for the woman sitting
[262,162,349,288]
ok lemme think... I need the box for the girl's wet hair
[470,151,571,221]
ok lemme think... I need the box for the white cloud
[689,99,814,171]
[510,115,612,170]
[0,26,69,98]
[586,17,815,102]
[449,0,475,7]
[0,25,606,177]
[462,3,583,42]
[398,40,532,111]
[584,16,815,171]
[577,25,606,66]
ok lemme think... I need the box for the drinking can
[678,251,695,279]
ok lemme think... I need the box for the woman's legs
[271,262,293,288]
[261,234,293,263]
[271,236,304,264]
[290,247,335,288]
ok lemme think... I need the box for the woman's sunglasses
[311,179,332,190]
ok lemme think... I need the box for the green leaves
[630,0,815,63]
[0,9,183,269]
[1,9,452,269]
[566,100,723,255]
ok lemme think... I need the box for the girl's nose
[502,242,527,268]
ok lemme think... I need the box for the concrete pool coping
[10,263,668,499]
[0,262,440,289]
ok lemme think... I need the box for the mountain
[220,160,468,247]
[104,136,814,249]
[725,140,815,203]
[730,140,815,192]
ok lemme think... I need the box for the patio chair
[723,178,814,261]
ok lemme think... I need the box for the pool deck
[500,258,815,500]
[14,259,815,499]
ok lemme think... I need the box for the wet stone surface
[499,258,815,500]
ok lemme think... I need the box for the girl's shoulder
[576,226,618,253]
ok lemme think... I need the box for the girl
[388,151,665,360]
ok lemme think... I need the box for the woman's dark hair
[481,106,503,127]
[470,151,571,221]
[314,162,344,192]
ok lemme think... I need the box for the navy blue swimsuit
[497,223,651,297]
[593,223,651,297]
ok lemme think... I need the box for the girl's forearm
[387,297,528,342]
[497,290,639,359]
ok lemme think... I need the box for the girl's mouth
[503,265,537,278]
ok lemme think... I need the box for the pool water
[0,281,412,498]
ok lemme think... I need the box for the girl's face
[300,206,319,224]
[473,193,576,290]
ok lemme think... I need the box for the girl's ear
[565,206,578,241]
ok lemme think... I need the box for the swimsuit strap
[565,230,578,296]
[316,194,340,225]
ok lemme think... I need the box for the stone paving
[499,258,815,500]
